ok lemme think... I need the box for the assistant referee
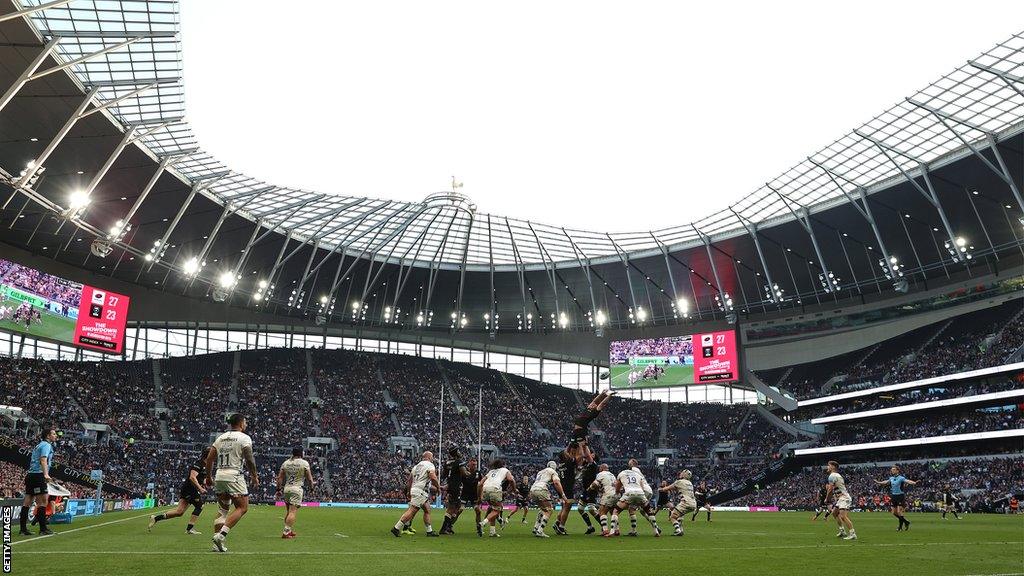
[20,428,58,536]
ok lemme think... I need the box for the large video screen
[609,329,740,389]
[0,259,130,354]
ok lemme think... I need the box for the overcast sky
[180,1,1024,232]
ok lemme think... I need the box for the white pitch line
[14,540,1023,556]
[12,508,169,546]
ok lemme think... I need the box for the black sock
[36,507,47,531]
[19,506,28,531]
[154,513,167,523]
[186,523,194,532]
[579,509,593,527]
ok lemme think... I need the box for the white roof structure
[14,1,1024,271]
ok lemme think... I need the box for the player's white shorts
[214,474,248,497]
[283,486,303,507]
[619,492,648,507]
[673,498,697,515]
[530,487,553,503]
[600,493,619,507]
[481,487,503,505]
[409,487,430,508]
[834,495,852,510]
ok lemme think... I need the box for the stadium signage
[0,436,136,497]
[0,258,130,355]
[609,329,740,389]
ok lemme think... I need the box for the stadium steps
[496,371,546,434]
[434,362,479,446]
[151,359,170,441]
[228,350,240,408]
[305,349,317,398]
[41,361,90,423]
[151,359,166,410]
[658,402,668,448]
[774,367,793,389]
[754,404,815,439]
[747,371,798,411]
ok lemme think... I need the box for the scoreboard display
[0,258,130,354]
[609,329,740,389]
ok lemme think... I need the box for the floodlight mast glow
[944,236,973,263]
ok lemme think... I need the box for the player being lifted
[660,470,697,536]
[826,461,856,541]
[569,391,615,444]
[206,413,259,553]
[391,451,440,537]
[149,447,209,535]
[440,448,468,535]
[589,463,618,536]
[940,485,961,520]
[874,465,917,531]
[529,460,567,538]
[477,459,515,537]
[609,462,661,537]
[692,480,713,521]
[276,447,314,539]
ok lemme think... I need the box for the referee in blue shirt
[20,428,58,536]
[874,465,918,532]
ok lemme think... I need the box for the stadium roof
[7,0,1024,271]
[0,2,1022,332]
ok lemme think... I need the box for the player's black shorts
[180,484,203,506]
[446,488,463,507]
[24,472,47,496]
[891,494,906,507]
[578,491,596,505]
[696,496,707,508]
[514,496,528,507]
[462,496,479,508]
[573,408,599,430]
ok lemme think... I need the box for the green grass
[0,307,76,344]
[609,364,693,389]
[11,506,1023,576]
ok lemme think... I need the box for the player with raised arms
[874,465,917,531]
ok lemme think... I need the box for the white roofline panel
[14,2,1024,268]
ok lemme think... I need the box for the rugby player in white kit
[588,463,618,535]
[276,447,314,539]
[391,451,441,537]
[660,469,697,536]
[609,464,661,537]
[477,459,515,537]
[529,460,566,538]
[205,413,259,553]
[826,460,857,540]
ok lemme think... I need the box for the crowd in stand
[0,298,1019,506]
[822,409,1022,445]
[0,260,80,309]
[765,300,1023,400]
